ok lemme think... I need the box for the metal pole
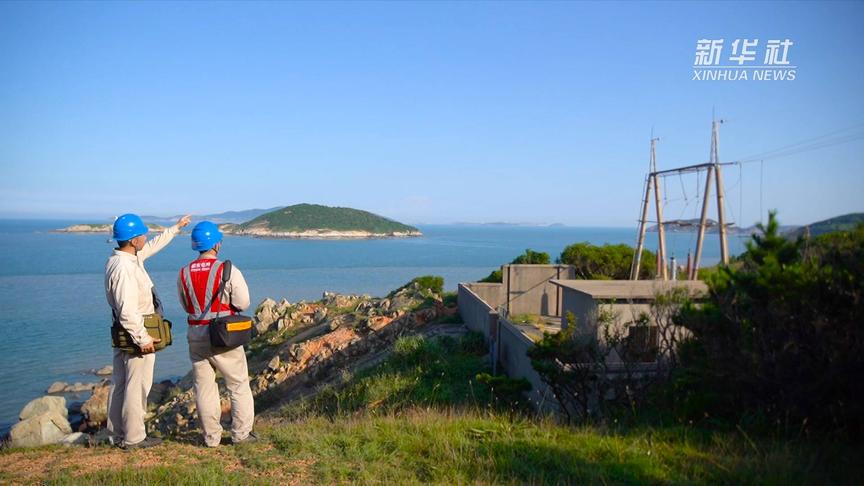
[631,175,652,280]
[712,121,730,264]
[650,138,667,280]
[691,164,714,279]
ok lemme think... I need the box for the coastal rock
[9,410,72,448]
[47,382,68,394]
[276,298,292,316]
[150,283,446,438]
[148,380,176,407]
[314,307,328,322]
[95,365,113,376]
[65,382,97,393]
[82,384,110,427]
[60,432,89,447]
[20,396,67,421]
[255,298,279,334]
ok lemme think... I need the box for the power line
[732,122,864,162]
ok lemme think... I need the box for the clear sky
[1,1,862,226]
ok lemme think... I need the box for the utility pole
[631,174,652,280]
[650,138,668,280]
[712,120,730,264]
[631,137,664,280]
[631,121,735,281]
[690,163,713,280]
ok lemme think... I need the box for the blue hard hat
[113,214,149,241]
[191,221,223,251]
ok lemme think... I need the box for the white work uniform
[177,256,254,447]
[104,225,179,447]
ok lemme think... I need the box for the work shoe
[123,437,163,450]
[232,432,259,445]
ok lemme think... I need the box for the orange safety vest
[179,259,236,325]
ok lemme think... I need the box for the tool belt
[206,260,252,349]
[111,289,173,354]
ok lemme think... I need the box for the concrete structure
[551,279,708,362]
[458,266,709,414]
[457,283,501,345]
[502,264,575,316]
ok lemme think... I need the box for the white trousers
[188,338,255,447]
[107,349,155,446]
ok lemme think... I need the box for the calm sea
[0,219,747,433]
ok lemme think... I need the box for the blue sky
[0,1,862,226]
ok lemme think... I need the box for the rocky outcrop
[150,282,453,438]
[19,396,67,421]
[94,365,113,376]
[46,381,99,394]
[81,384,110,428]
[9,397,73,448]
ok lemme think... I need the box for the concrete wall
[497,317,559,414]
[502,265,575,316]
[457,283,499,345]
[460,282,505,310]
[559,287,597,333]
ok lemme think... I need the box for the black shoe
[123,437,163,450]
[232,432,259,445]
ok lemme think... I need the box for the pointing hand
[177,215,192,229]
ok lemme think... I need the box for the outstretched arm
[139,215,191,261]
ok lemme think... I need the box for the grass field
[1,334,861,485]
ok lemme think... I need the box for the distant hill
[53,223,167,234]
[223,204,422,239]
[648,218,746,234]
[142,207,281,225]
[648,218,798,235]
[786,212,864,238]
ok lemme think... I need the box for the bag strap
[205,260,232,320]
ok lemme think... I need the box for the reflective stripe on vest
[180,259,235,325]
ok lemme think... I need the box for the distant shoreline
[52,224,423,240]
[220,228,423,240]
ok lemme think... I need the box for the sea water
[0,219,746,433]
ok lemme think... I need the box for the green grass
[280,334,493,419]
[3,333,861,484]
[266,411,863,485]
[15,413,857,485]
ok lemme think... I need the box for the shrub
[559,242,656,280]
[411,275,444,294]
[458,331,487,355]
[673,213,864,438]
[479,248,550,283]
[476,373,531,409]
[479,269,503,283]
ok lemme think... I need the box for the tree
[559,242,656,280]
[479,248,550,283]
[674,213,864,438]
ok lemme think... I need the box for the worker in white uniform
[105,213,191,449]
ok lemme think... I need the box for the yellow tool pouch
[112,313,173,353]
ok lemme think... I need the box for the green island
[221,203,422,239]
